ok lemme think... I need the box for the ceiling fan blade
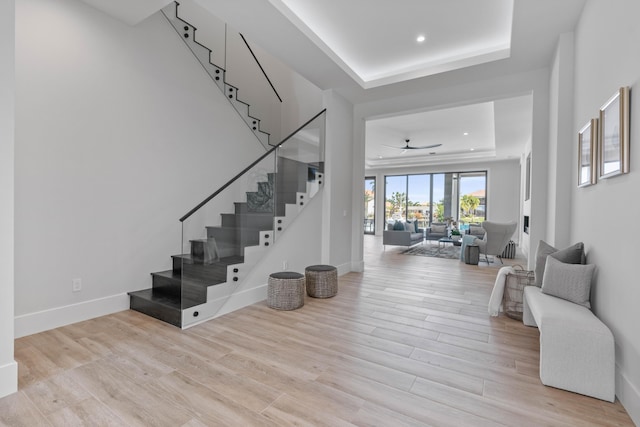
[406,143,443,149]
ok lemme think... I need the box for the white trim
[182,284,267,329]
[15,293,129,338]
[335,261,353,276]
[350,260,364,273]
[0,361,17,398]
[617,364,640,426]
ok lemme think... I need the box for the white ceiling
[365,95,533,168]
[80,0,586,168]
[192,0,585,168]
[270,0,514,89]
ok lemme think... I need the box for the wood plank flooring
[1,235,634,426]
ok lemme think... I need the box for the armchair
[425,222,448,241]
[473,221,517,264]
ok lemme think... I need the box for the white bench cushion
[523,286,615,402]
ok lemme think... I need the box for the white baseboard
[15,293,129,338]
[217,283,267,317]
[350,259,364,273]
[617,364,640,426]
[335,261,353,276]
[0,360,17,398]
[182,283,267,329]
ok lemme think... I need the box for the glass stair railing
[161,1,282,150]
[128,109,326,328]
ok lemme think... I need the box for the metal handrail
[239,33,283,103]
[179,108,326,222]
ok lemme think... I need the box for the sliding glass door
[385,175,407,226]
[458,172,487,226]
[384,171,487,229]
[407,174,430,230]
[364,177,375,234]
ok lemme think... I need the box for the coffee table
[438,237,462,247]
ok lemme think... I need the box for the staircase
[129,159,324,327]
[128,2,326,328]
[161,1,275,149]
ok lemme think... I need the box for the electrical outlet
[72,278,82,292]
[282,261,288,270]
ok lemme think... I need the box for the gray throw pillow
[431,225,446,234]
[469,225,484,235]
[541,257,595,308]
[549,242,585,264]
[534,240,585,286]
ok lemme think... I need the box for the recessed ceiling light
[416,35,426,43]
[463,132,469,136]
[378,155,383,159]
[470,148,475,151]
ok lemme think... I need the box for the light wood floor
[1,235,634,426]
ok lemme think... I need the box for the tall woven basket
[504,265,535,320]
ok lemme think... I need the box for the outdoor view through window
[383,172,487,231]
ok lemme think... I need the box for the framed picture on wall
[599,86,630,179]
[578,118,598,187]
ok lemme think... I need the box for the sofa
[383,220,423,247]
[425,222,448,241]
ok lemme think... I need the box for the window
[458,172,487,226]
[364,177,375,234]
[385,175,407,224]
[384,171,488,229]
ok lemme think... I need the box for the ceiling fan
[383,139,442,153]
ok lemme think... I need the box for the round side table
[305,265,338,298]
[267,272,305,310]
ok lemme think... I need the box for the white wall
[0,0,18,398]
[366,160,521,241]
[14,0,265,335]
[546,33,575,249]
[322,90,355,274]
[571,0,640,422]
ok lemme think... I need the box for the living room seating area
[383,220,424,247]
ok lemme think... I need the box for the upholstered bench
[523,286,615,402]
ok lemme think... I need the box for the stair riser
[206,226,263,256]
[151,274,207,306]
[130,295,182,328]
[221,213,273,228]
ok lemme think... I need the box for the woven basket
[305,265,338,298]
[504,265,535,320]
[267,272,305,310]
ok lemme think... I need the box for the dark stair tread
[152,269,210,287]
[172,254,244,265]
[129,288,182,310]
[206,225,272,233]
